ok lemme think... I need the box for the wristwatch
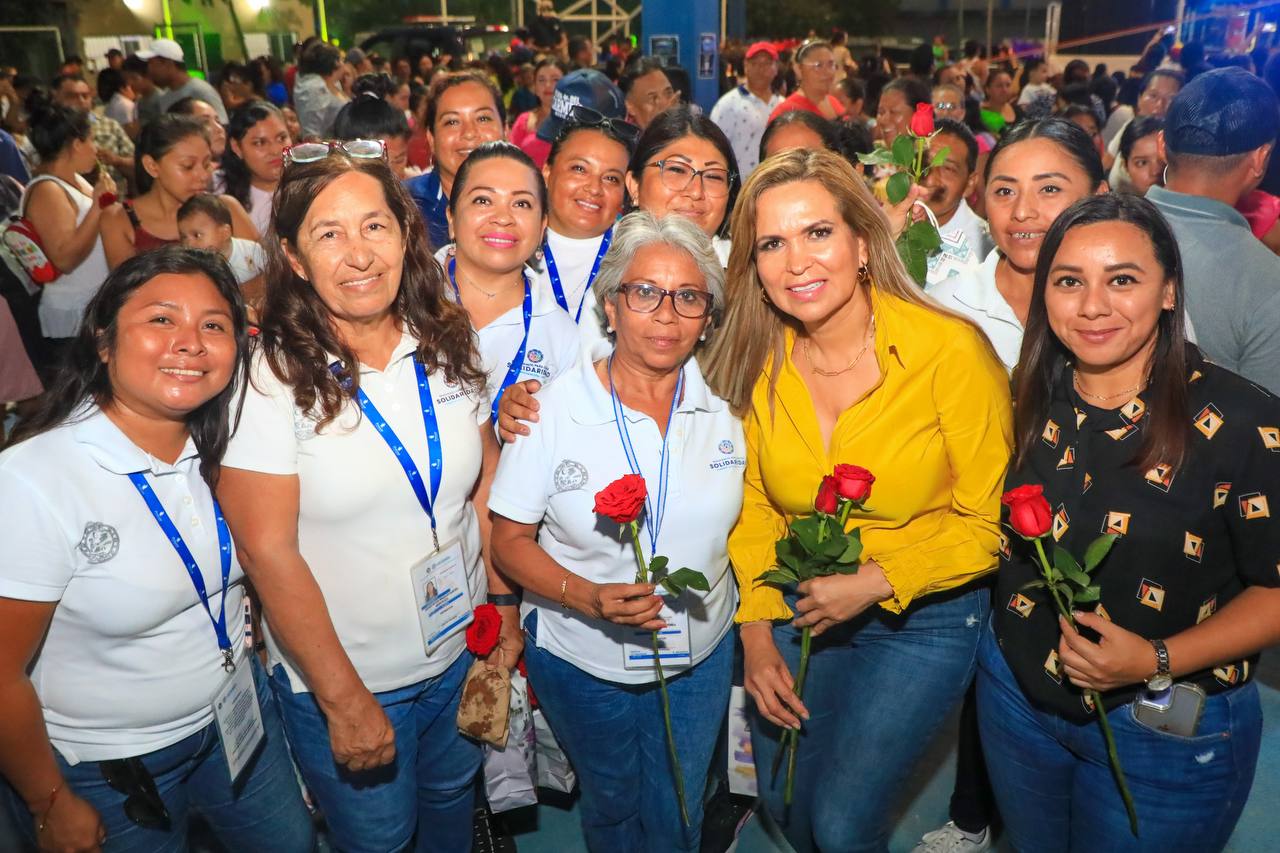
[1146,638,1172,691]
[487,593,522,607]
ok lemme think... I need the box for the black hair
[122,55,148,76]
[568,37,591,59]
[620,56,668,95]
[167,96,215,117]
[882,76,932,110]
[1060,103,1100,136]
[1088,73,1118,110]
[832,119,875,168]
[97,67,128,103]
[217,61,252,89]
[447,140,547,215]
[1063,59,1090,84]
[547,121,635,165]
[425,71,505,132]
[630,105,739,238]
[299,41,342,78]
[50,73,85,94]
[334,92,410,141]
[1018,57,1047,90]
[1057,82,1093,108]
[1181,41,1206,71]
[963,40,984,60]
[178,192,232,227]
[24,90,90,160]
[984,117,1105,188]
[1119,115,1164,164]
[759,110,840,163]
[795,39,833,66]
[219,100,284,210]
[1015,193,1189,473]
[837,77,865,106]
[933,118,979,173]
[350,72,397,100]
[909,43,935,78]
[136,114,211,195]
[10,246,250,488]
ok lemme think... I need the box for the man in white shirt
[140,38,228,123]
[710,42,783,178]
[923,119,994,262]
[293,41,350,141]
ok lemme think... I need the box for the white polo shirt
[222,333,489,694]
[488,356,742,685]
[0,408,247,763]
[927,250,1023,374]
[709,85,784,178]
[436,246,581,417]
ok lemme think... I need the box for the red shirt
[768,92,847,124]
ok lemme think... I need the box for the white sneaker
[913,821,992,853]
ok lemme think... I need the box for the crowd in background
[1,12,1280,853]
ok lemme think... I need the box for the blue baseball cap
[537,69,627,143]
[1164,67,1280,157]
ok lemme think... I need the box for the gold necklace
[1073,370,1144,402]
[803,313,876,377]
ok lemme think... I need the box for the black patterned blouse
[995,349,1280,721]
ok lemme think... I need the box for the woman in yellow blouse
[704,149,1013,851]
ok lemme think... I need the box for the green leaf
[835,536,863,564]
[1084,534,1118,573]
[1047,567,1063,583]
[1020,579,1047,592]
[648,554,669,578]
[928,145,950,169]
[822,536,846,559]
[776,541,805,575]
[885,171,912,205]
[1074,585,1101,603]
[791,515,824,556]
[1052,547,1090,588]
[906,219,942,253]
[756,568,798,587]
[891,133,915,168]
[857,147,896,166]
[664,567,710,594]
[895,232,928,285]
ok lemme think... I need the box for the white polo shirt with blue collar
[435,245,581,417]
[488,355,742,684]
[0,407,247,763]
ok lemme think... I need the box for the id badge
[623,599,692,670]
[411,539,474,652]
[211,656,265,784]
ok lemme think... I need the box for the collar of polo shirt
[72,406,200,475]
[568,355,723,426]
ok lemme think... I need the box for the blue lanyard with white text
[543,227,612,324]
[608,356,683,554]
[127,472,236,672]
[449,256,532,423]
[330,358,443,550]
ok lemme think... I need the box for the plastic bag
[482,671,538,813]
[532,708,576,793]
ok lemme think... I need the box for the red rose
[909,103,935,137]
[466,603,502,656]
[594,474,647,524]
[1002,484,1053,539]
[831,464,875,503]
[814,476,839,515]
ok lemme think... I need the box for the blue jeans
[523,611,734,853]
[3,657,314,853]
[976,624,1262,852]
[271,652,481,853]
[751,586,989,853]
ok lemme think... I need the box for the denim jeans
[2,657,314,853]
[523,611,734,853]
[751,585,989,853]
[271,651,480,853]
[976,624,1262,853]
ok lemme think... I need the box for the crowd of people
[0,17,1279,853]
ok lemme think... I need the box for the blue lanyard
[127,472,236,673]
[330,357,443,551]
[608,356,683,554]
[543,228,612,324]
[448,256,533,423]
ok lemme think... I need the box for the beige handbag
[456,660,512,747]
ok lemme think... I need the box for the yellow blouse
[730,290,1014,621]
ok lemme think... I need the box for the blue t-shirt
[0,130,30,184]
[405,170,450,252]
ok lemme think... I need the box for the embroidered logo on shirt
[1239,492,1270,520]
[552,459,589,493]
[77,522,120,564]
[526,348,544,364]
[1137,578,1165,611]
[1193,404,1224,440]
[718,440,734,455]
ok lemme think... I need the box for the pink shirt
[510,111,552,168]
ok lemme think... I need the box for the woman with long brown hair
[704,148,1012,851]
[216,145,521,852]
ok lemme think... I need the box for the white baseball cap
[137,38,184,63]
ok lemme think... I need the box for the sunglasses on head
[283,138,387,166]
[557,105,641,148]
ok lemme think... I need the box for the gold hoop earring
[857,265,869,284]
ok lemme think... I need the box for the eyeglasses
[283,138,387,166]
[101,758,172,830]
[618,283,715,318]
[646,159,733,198]
[933,101,960,111]
[800,60,839,72]
[560,104,642,147]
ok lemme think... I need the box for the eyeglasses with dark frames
[645,159,734,198]
[617,282,715,319]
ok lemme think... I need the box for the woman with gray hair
[488,210,742,852]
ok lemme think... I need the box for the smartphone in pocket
[1132,682,1207,737]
